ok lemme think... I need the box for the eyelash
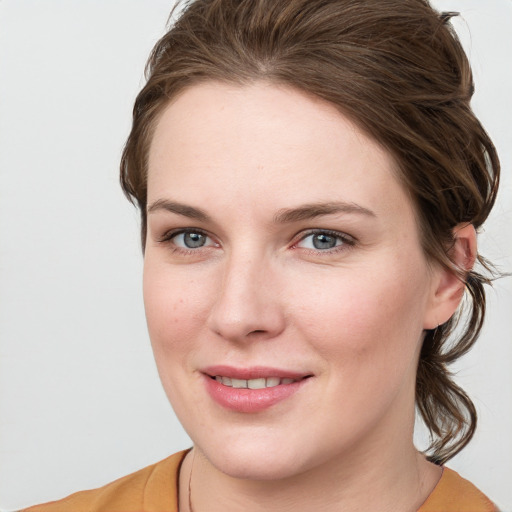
[157,228,356,255]
[293,229,356,255]
[157,228,217,254]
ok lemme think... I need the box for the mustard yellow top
[23,450,498,512]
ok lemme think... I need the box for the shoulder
[418,467,498,512]
[21,450,188,512]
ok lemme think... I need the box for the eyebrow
[147,199,375,224]
[273,202,376,223]
[147,199,211,222]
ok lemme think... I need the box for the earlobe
[423,223,477,329]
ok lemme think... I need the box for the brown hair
[120,0,500,464]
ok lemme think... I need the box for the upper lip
[202,365,311,380]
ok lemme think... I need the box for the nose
[207,252,286,343]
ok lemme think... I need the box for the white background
[0,1,511,510]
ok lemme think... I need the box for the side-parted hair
[120,0,500,464]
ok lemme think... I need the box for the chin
[209,451,304,481]
[194,432,323,481]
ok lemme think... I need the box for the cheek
[142,260,217,420]
[291,261,429,372]
[142,259,211,359]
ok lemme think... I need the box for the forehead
[147,81,413,223]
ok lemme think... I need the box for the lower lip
[203,376,307,413]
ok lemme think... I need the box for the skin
[143,82,475,512]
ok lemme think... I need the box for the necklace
[187,448,196,512]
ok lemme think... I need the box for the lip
[202,365,311,413]
[203,365,308,380]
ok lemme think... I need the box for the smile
[203,367,311,412]
[213,376,298,389]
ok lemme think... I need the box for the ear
[423,223,477,329]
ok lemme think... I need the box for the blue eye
[296,231,352,251]
[170,230,213,249]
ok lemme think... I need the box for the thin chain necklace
[187,448,196,512]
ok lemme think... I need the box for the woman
[23,0,502,510]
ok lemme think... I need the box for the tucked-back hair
[121,0,500,464]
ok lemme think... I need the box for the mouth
[202,366,312,413]
[211,375,303,389]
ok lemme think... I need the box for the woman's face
[144,82,443,480]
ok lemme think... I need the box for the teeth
[231,378,248,388]
[265,377,281,388]
[215,376,298,388]
[248,378,266,390]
